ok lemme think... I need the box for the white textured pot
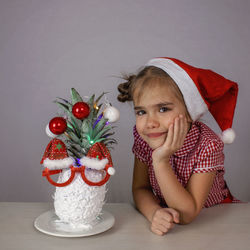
[53,167,106,229]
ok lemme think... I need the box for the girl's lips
[147,132,166,138]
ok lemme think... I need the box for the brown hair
[117,66,186,105]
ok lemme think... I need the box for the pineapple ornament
[35,88,119,236]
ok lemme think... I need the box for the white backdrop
[0,0,249,202]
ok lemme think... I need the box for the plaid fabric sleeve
[193,139,225,174]
[132,126,150,165]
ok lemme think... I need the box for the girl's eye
[136,110,146,116]
[159,107,169,113]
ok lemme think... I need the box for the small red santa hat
[40,138,74,170]
[80,142,115,175]
[146,57,238,144]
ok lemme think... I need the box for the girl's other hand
[151,207,180,236]
[152,114,189,166]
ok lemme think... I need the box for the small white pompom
[221,128,236,144]
[45,124,57,138]
[107,167,115,175]
[103,106,120,123]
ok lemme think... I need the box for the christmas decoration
[72,102,90,120]
[48,117,67,135]
[103,105,120,123]
[40,88,119,231]
[80,142,115,186]
[40,138,74,170]
[46,124,57,138]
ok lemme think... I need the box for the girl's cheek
[136,116,145,127]
[135,122,143,134]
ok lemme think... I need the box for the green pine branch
[54,88,116,159]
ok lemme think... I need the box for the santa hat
[146,57,238,144]
[80,142,115,175]
[40,138,74,170]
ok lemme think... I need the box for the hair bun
[117,75,136,102]
[117,93,130,102]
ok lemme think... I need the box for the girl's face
[133,80,191,150]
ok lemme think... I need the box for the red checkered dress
[132,121,240,208]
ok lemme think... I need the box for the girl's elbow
[179,215,196,225]
[179,206,201,224]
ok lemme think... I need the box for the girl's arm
[152,115,216,224]
[132,156,162,222]
[132,157,180,235]
[154,163,216,224]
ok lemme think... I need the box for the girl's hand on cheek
[152,115,189,166]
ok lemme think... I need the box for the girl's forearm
[154,162,197,224]
[133,187,162,222]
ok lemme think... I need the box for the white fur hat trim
[80,157,108,170]
[43,157,74,170]
[146,58,208,121]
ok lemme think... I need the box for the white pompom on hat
[146,57,238,144]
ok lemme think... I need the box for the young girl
[117,57,239,236]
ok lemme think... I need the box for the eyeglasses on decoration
[42,163,113,187]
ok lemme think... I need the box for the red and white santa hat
[146,57,238,144]
[40,138,74,170]
[80,142,115,175]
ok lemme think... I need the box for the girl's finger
[157,223,169,233]
[166,208,180,224]
[179,115,184,136]
[172,116,180,146]
[160,210,174,223]
[151,225,164,236]
[164,123,174,147]
[161,221,175,230]
[182,117,190,142]
[177,115,188,147]
[185,117,189,135]
[179,115,186,144]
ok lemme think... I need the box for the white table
[0,202,250,250]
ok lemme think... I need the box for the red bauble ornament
[49,117,67,135]
[72,102,90,119]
